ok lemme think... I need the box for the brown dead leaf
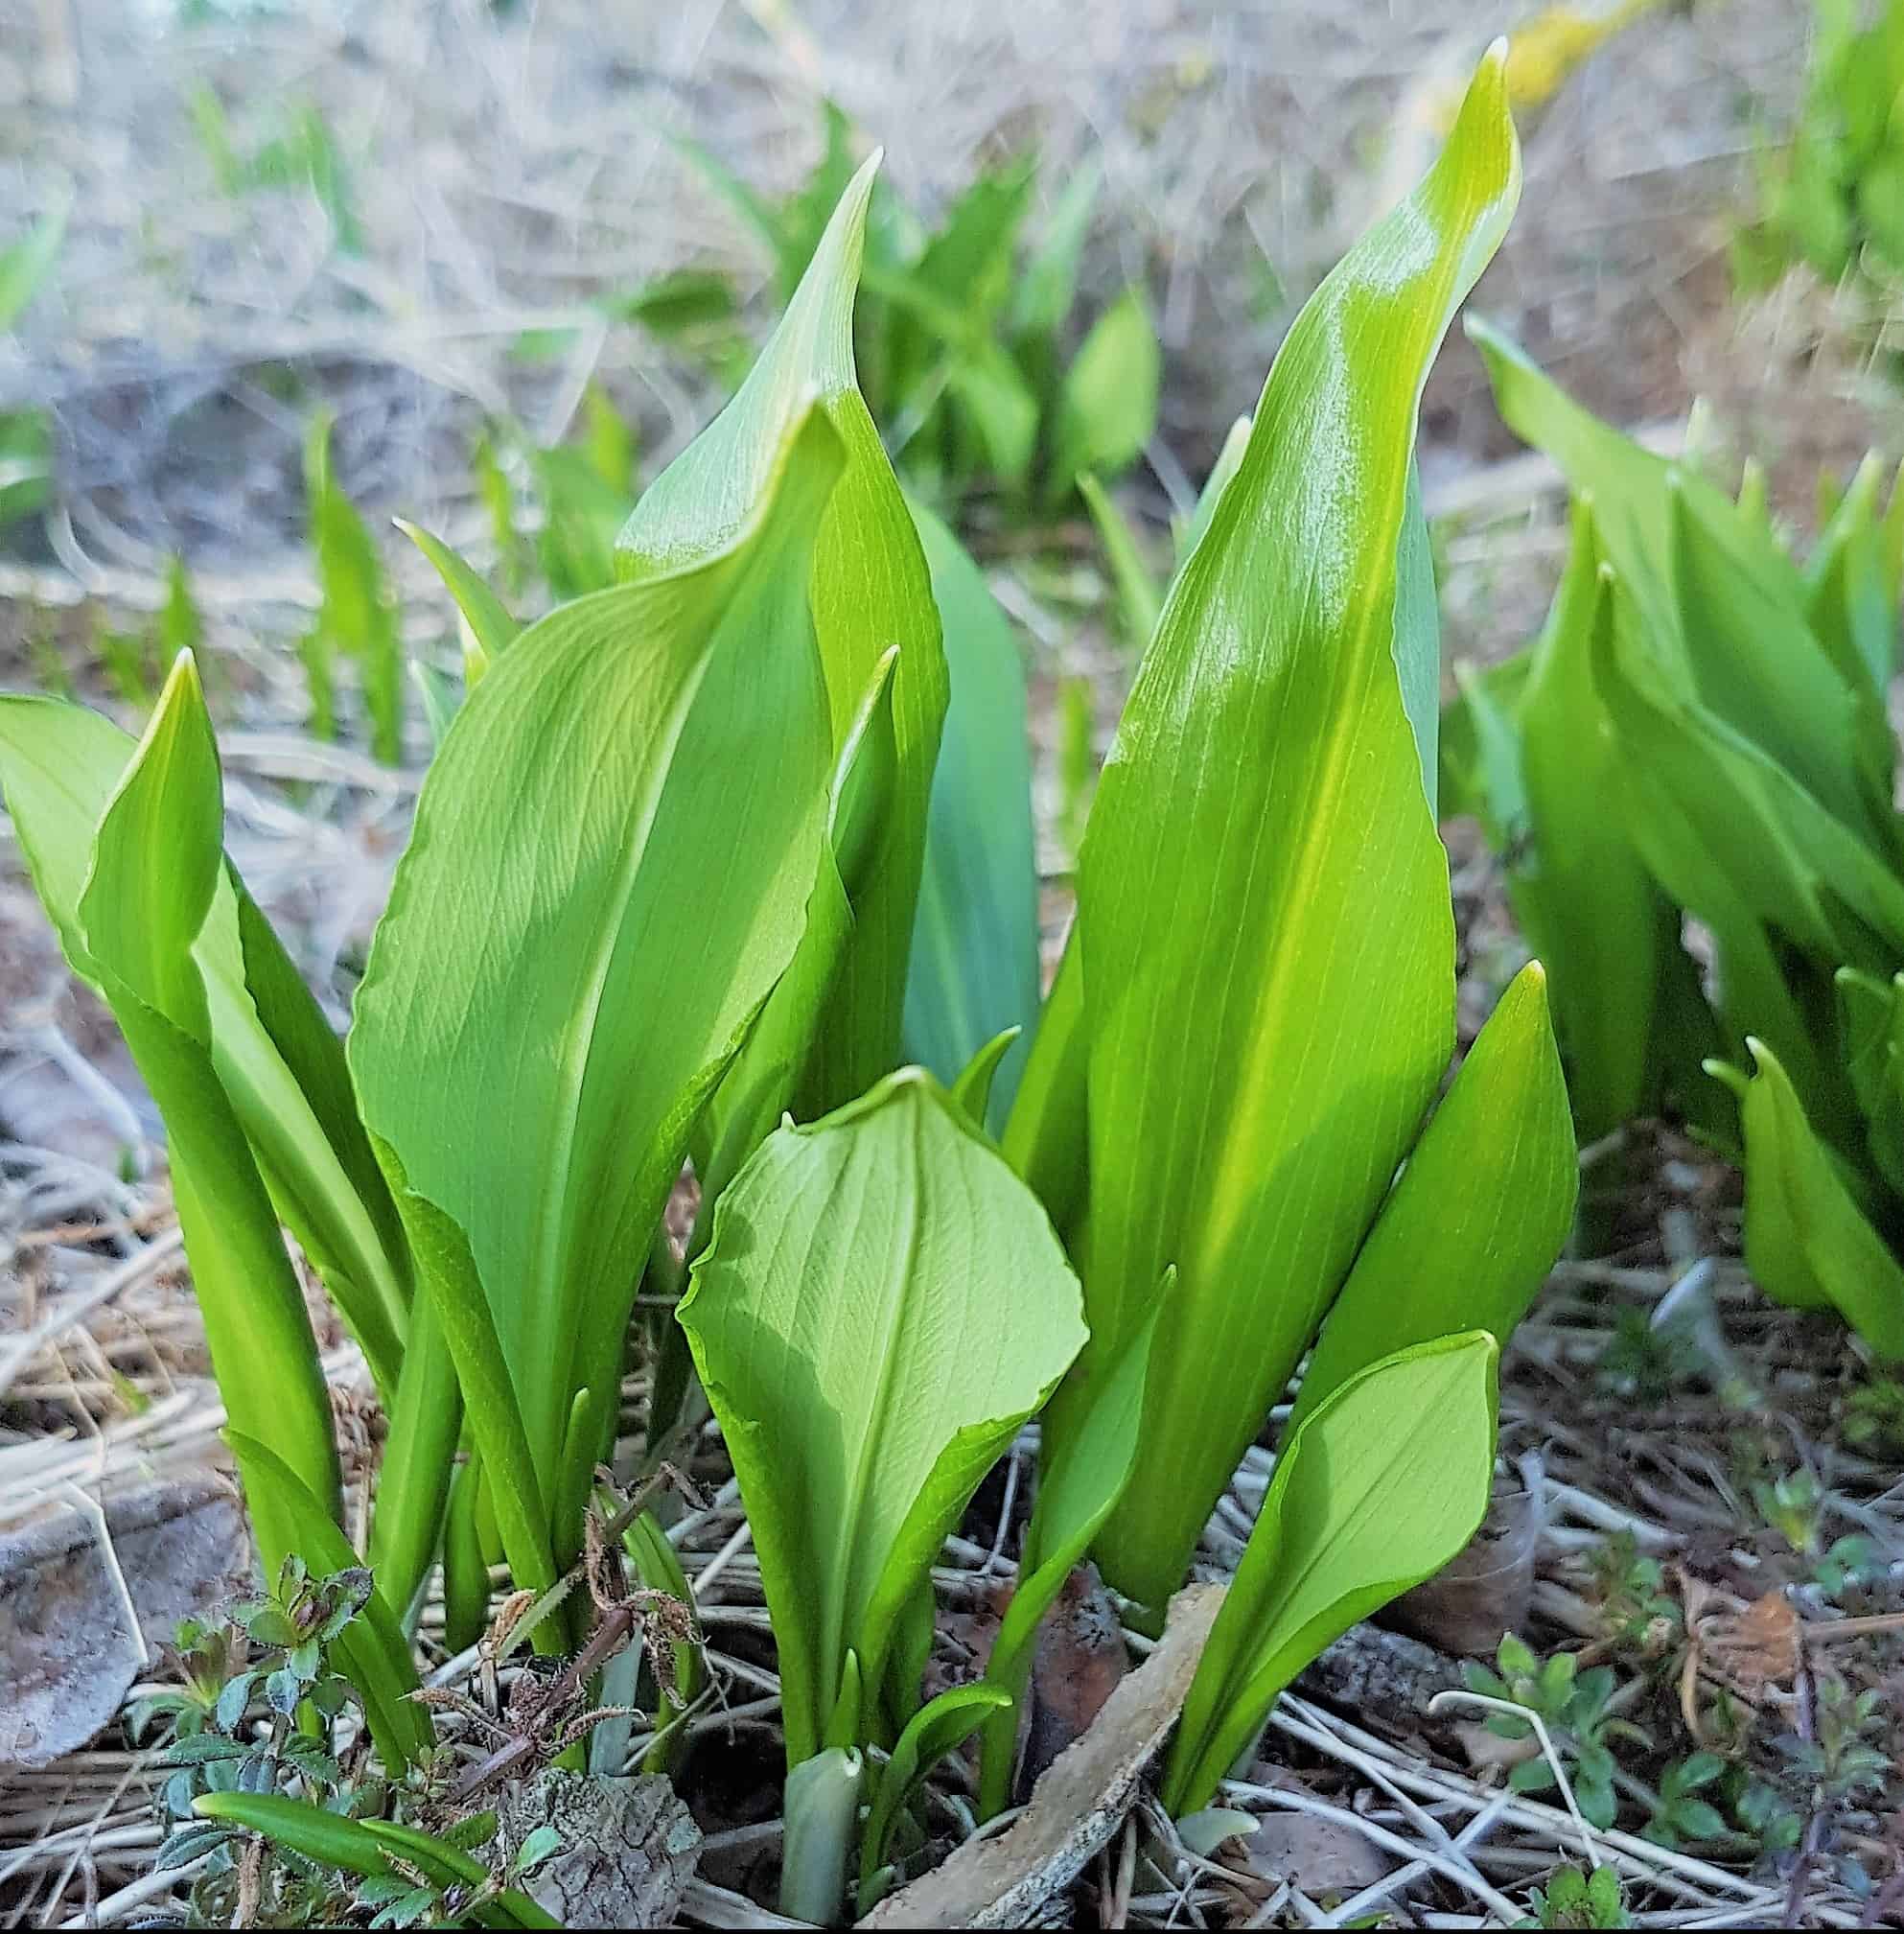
[1243,1810,1391,1899]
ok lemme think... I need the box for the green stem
[779,1747,864,1925]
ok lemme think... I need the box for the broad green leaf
[1709,1041,1904,1360]
[352,404,844,1499]
[859,1682,1012,1912]
[677,1069,1086,1768]
[1078,472,1164,649]
[619,153,948,1112]
[395,519,521,682]
[223,1434,430,1769]
[902,503,1039,1130]
[52,660,341,1565]
[0,196,68,331]
[977,1304,1156,1817]
[1291,962,1574,1430]
[1161,1333,1499,1816]
[1063,53,1520,1612]
[0,694,412,1395]
[1046,286,1160,504]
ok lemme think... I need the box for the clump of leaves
[1587,1532,1682,1659]
[1520,1862,1630,1930]
[1732,0,1904,293]
[146,1559,380,1922]
[1443,323,1904,1362]
[1843,1369,1904,1455]
[1750,1466,1873,1592]
[682,102,1159,509]
[1642,1750,1729,1849]
[189,83,364,255]
[1,52,1568,1926]
[1464,1634,1649,1829]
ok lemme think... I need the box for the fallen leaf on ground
[0,1480,248,1769]
[859,1582,1224,1929]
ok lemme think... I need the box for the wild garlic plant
[0,43,1576,1922]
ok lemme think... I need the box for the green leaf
[365,1294,461,1626]
[441,1454,491,1656]
[1838,967,1904,1193]
[1471,319,1896,853]
[620,1509,702,1774]
[1710,1039,1904,1360]
[1162,1333,1499,1815]
[1058,52,1520,1612]
[395,519,521,684]
[1046,287,1160,504]
[902,502,1039,1130]
[17,659,343,1569]
[1497,506,1689,1139]
[859,1682,1012,1911]
[1177,414,1251,566]
[368,1135,560,1619]
[677,1069,1086,1769]
[977,1304,1157,1817]
[779,1746,864,1925]
[619,153,947,1114]
[949,1026,1021,1129]
[351,398,845,1505]
[1292,961,1575,1429]
[305,413,404,764]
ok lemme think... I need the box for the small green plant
[1733,0,1904,292]
[1643,1751,1729,1848]
[1587,1532,1682,1658]
[1520,1861,1631,1930]
[1444,326,1904,1360]
[683,104,1159,509]
[1464,1634,1648,1829]
[190,83,364,255]
[1844,1369,1904,1454]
